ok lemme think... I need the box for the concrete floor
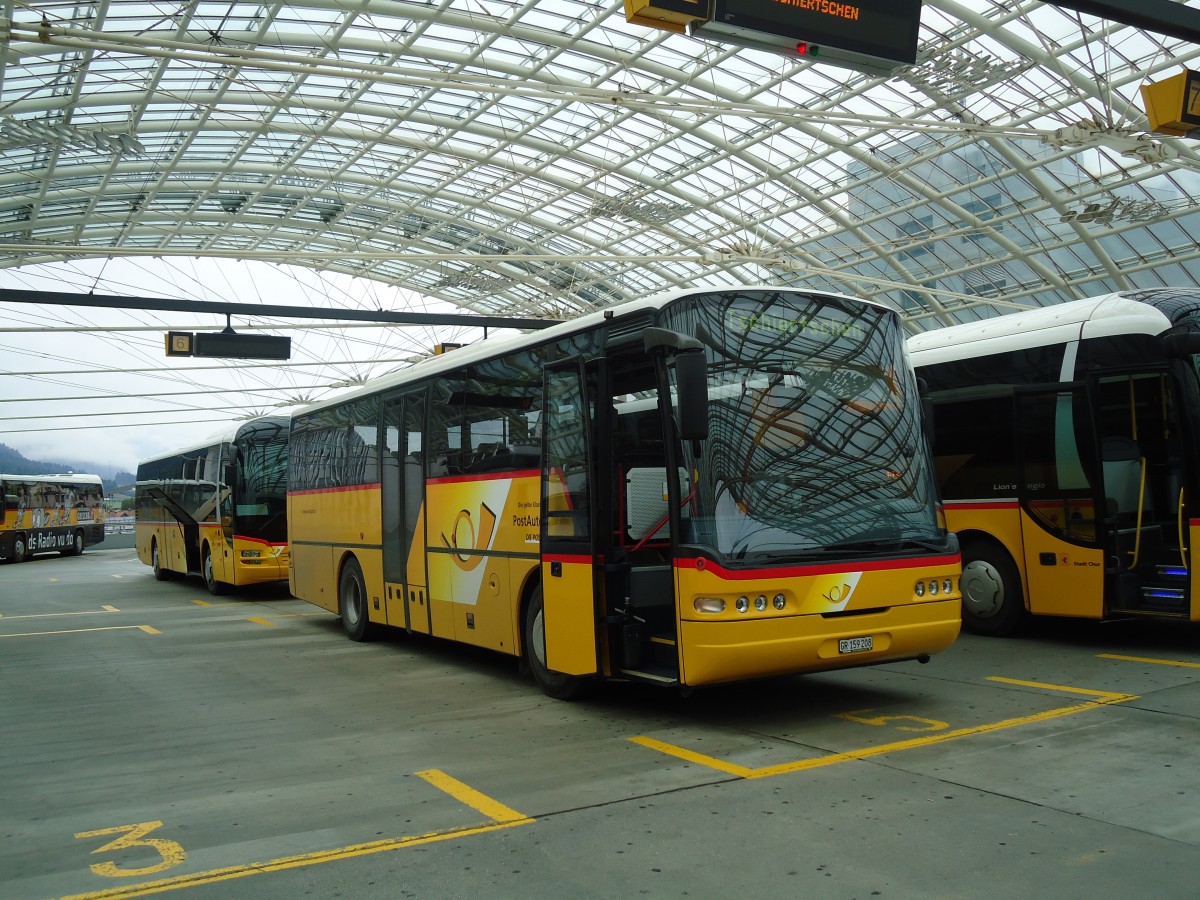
[2,546,1198,899]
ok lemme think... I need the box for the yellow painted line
[416,769,533,825]
[56,771,532,900]
[631,679,1136,780]
[1098,653,1200,669]
[0,625,158,638]
[190,599,240,607]
[629,736,755,778]
[246,617,275,627]
[985,675,1135,698]
[0,607,121,621]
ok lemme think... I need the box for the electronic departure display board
[705,0,921,68]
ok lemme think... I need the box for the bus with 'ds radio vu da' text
[135,415,290,594]
[287,285,962,698]
[909,289,1200,635]
[0,473,106,562]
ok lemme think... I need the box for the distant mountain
[0,444,134,492]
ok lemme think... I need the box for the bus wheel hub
[961,560,1003,618]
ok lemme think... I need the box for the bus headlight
[735,596,750,613]
[943,579,954,594]
[754,595,768,611]
[915,581,926,597]
[773,593,786,610]
[929,580,939,595]
[694,598,725,614]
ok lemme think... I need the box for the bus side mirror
[675,349,709,442]
[643,327,709,443]
[1162,332,1200,358]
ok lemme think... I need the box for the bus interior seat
[1101,436,1150,521]
[625,467,690,543]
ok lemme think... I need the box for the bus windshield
[234,420,289,542]
[667,291,941,561]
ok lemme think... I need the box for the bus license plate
[838,636,873,654]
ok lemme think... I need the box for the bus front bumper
[679,599,961,687]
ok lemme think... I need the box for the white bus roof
[136,413,291,469]
[293,284,888,417]
[0,473,104,485]
[907,292,1174,367]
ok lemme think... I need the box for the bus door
[1014,385,1106,618]
[382,389,430,634]
[539,360,600,676]
[1091,369,1190,615]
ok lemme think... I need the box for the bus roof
[907,292,1178,366]
[0,473,104,486]
[136,414,290,469]
[293,284,886,416]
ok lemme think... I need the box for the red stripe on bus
[675,554,960,580]
[288,483,381,497]
[235,535,286,547]
[427,469,540,485]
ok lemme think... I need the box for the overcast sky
[0,257,505,476]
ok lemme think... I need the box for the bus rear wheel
[523,585,587,700]
[61,530,84,556]
[960,538,1025,636]
[11,534,29,563]
[203,547,228,596]
[339,557,376,642]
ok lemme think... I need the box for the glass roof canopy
[2,0,1200,332]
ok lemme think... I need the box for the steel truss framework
[2,0,1199,334]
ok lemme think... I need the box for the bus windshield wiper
[822,536,946,554]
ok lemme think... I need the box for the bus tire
[62,530,84,556]
[12,534,29,563]
[523,585,587,700]
[203,546,228,596]
[339,557,375,642]
[960,538,1025,636]
[152,540,172,581]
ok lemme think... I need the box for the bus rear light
[694,597,726,614]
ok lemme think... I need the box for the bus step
[618,665,679,685]
[1154,563,1189,580]
[1134,585,1188,614]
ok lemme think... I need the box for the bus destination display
[709,0,921,66]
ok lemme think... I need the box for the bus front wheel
[203,547,228,596]
[152,540,172,581]
[960,538,1025,636]
[523,585,587,700]
[339,557,375,642]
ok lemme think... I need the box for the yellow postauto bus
[1,473,105,562]
[288,286,961,697]
[909,289,1200,635]
[136,415,290,594]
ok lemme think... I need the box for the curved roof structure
[4,0,1199,330]
[2,2,1200,466]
